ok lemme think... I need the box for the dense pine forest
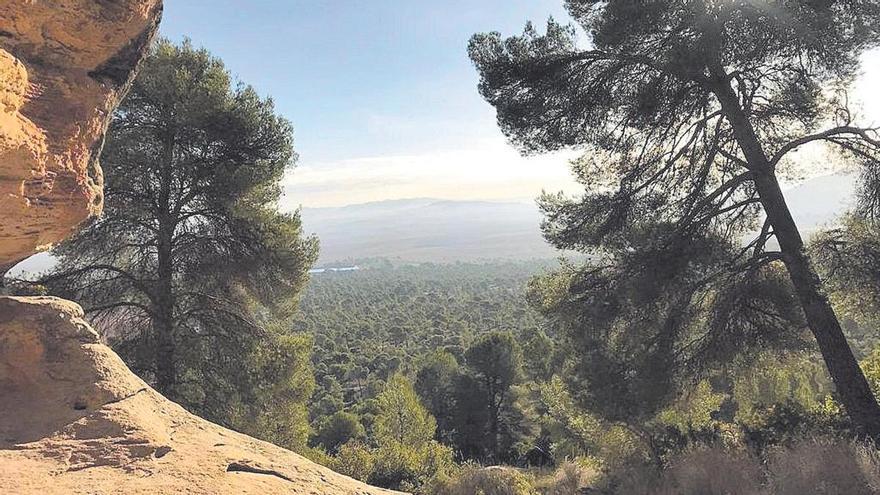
[292,259,880,493]
[296,260,555,419]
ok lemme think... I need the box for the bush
[739,401,827,454]
[540,461,598,495]
[767,438,880,495]
[315,411,366,454]
[332,442,375,482]
[431,465,536,495]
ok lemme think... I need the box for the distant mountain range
[301,198,556,263]
[785,173,856,235]
[302,173,860,264]
[8,173,862,274]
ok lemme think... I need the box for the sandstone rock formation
[0,297,402,494]
[0,2,404,494]
[0,0,162,273]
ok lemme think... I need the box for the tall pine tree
[471,1,880,436]
[42,40,318,435]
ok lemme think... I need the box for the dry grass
[535,461,599,495]
[767,438,880,495]
[607,438,880,495]
[619,446,765,495]
[431,438,880,495]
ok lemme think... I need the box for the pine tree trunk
[153,227,176,397]
[710,72,880,438]
[753,171,880,437]
[153,131,176,398]
[488,378,501,463]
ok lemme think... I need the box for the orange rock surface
[0,297,403,494]
[0,0,162,270]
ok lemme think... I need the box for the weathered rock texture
[0,297,402,495]
[0,0,162,271]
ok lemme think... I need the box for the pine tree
[42,39,318,429]
[470,1,880,436]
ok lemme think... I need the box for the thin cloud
[282,138,580,208]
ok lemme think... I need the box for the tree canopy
[42,39,318,436]
[470,0,880,436]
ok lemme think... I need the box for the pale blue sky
[160,2,880,208]
[160,1,579,207]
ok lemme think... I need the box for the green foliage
[732,353,831,424]
[471,0,880,436]
[41,39,317,446]
[522,330,556,382]
[225,332,316,452]
[314,411,366,454]
[528,254,807,423]
[813,217,880,357]
[332,374,456,491]
[463,331,525,460]
[862,349,880,398]
[537,376,636,466]
[332,442,376,482]
[375,374,438,448]
[430,465,536,495]
[416,351,462,443]
[299,261,550,415]
[466,331,523,399]
[429,331,536,463]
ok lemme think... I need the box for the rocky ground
[0,296,403,494]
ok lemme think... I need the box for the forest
[8,1,880,494]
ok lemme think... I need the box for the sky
[160,2,880,209]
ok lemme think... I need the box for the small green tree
[315,411,367,454]
[332,442,376,482]
[464,331,525,462]
[415,350,462,443]
[228,332,316,452]
[369,374,455,490]
[375,374,438,448]
[522,330,556,382]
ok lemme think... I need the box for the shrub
[739,401,824,454]
[431,465,536,495]
[541,461,598,495]
[767,438,880,495]
[315,411,366,454]
[332,441,375,482]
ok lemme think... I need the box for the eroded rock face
[0,297,403,494]
[0,0,162,271]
